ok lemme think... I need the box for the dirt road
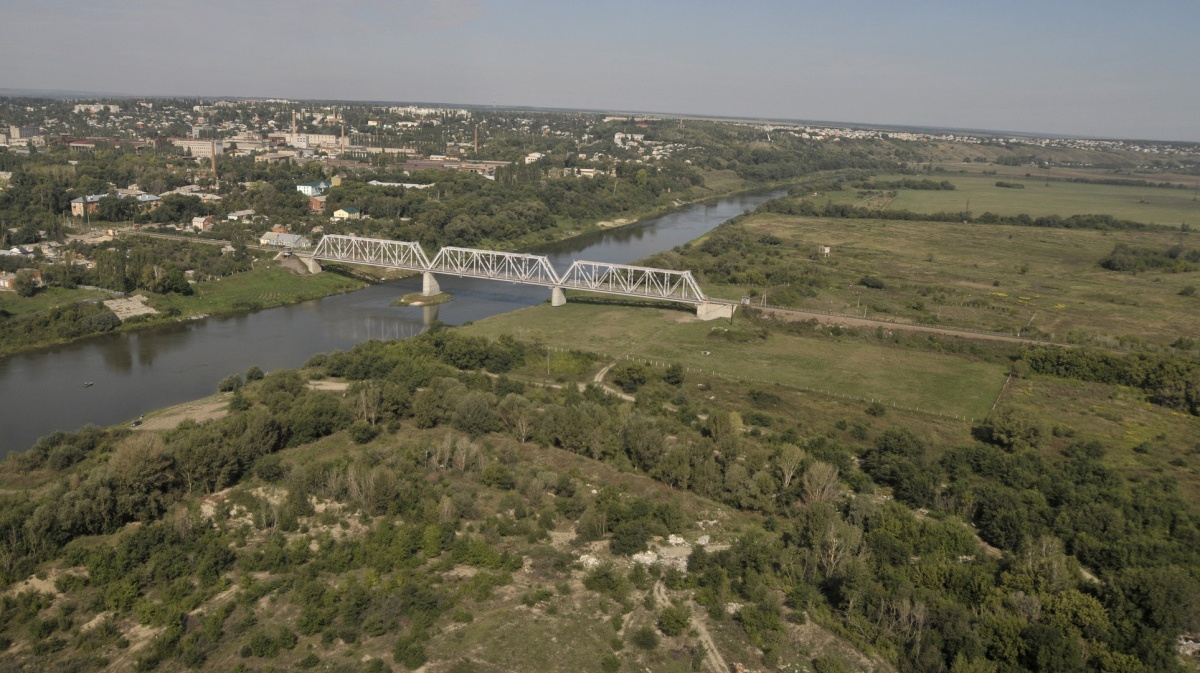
[751,306,1064,346]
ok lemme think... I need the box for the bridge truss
[559,261,705,303]
[311,235,429,270]
[430,247,560,286]
[309,234,732,319]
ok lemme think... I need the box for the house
[70,194,106,217]
[524,152,544,164]
[226,209,256,221]
[259,232,311,249]
[332,207,360,221]
[191,216,216,231]
[309,195,327,213]
[296,180,332,197]
[0,269,42,292]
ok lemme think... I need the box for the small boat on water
[83,382,94,388]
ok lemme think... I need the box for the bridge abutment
[304,256,322,274]
[422,271,441,297]
[696,301,734,321]
[550,287,566,307]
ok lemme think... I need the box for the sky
[3,0,1198,141]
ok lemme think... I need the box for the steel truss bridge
[309,234,734,320]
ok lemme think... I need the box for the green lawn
[0,286,108,317]
[463,302,1006,420]
[150,264,364,316]
[869,173,1200,224]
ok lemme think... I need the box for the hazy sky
[4,0,1197,141]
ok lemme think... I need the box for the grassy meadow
[0,285,108,317]
[462,302,1006,421]
[718,212,1199,346]
[863,172,1200,224]
[149,264,364,317]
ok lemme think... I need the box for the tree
[13,270,39,297]
[775,444,805,492]
[497,393,533,443]
[801,461,841,505]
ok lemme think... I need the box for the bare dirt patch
[595,217,633,229]
[139,395,229,431]
[103,294,159,322]
[308,379,350,392]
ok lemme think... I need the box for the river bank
[0,187,790,454]
[0,177,803,360]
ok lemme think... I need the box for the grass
[149,264,364,316]
[1000,374,1200,502]
[462,302,1006,420]
[0,286,108,317]
[735,213,1200,346]
[865,173,1200,225]
[391,291,451,307]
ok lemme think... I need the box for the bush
[217,374,243,393]
[630,625,659,650]
[611,362,649,393]
[865,402,886,417]
[245,365,265,381]
[393,635,427,670]
[600,653,622,672]
[348,420,381,444]
[812,654,852,673]
[858,276,886,289]
[658,603,691,637]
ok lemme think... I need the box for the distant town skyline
[4,0,1197,142]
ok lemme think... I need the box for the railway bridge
[306,234,735,320]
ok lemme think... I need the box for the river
[0,189,784,455]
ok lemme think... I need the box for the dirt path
[138,396,229,431]
[592,359,637,402]
[753,306,1064,346]
[655,581,728,673]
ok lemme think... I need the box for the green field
[149,264,364,316]
[463,302,1006,420]
[727,213,1200,346]
[0,286,108,316]
[867,173,1200,224]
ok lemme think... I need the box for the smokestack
[211,139,218,189]
[474,126,478,154]
[292,109,296,137]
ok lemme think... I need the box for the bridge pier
[303,256,322,274]
[422,271,441,297]
[696,301,734,321]
[550,287,566,307]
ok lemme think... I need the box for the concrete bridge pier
[303,255,322,274]
[422,271,441,297]
[550,287,566,307]
[696,301,735,321]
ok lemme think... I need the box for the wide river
[0,189,784,455]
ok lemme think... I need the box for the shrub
[245,365,265,381]
[858,276,886,289]
[630,625,659,650]
[348,420,381,444]
[393,635,427,670]
[217,374,243,393]
[658,603,691,637]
